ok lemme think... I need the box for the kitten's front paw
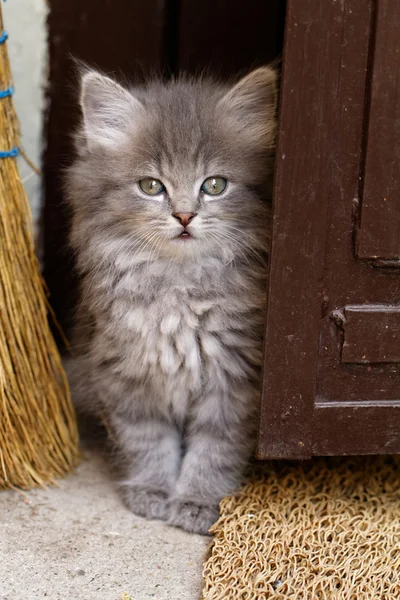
[120,485,169,521]
[168,498,219,535]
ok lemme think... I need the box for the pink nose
[173,212,196,227]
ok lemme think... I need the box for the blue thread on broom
[0,28,18,157]
[0,147,19,158]
[0,85,13,98]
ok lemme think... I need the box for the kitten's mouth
[177,231,192,240]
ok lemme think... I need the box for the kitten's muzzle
[172,212,197,239]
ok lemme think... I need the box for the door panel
[258,0,400,459]
[340,305,400,364]
[357,0,400,261]
[314,405,400,455]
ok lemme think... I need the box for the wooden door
[258,0,400,458]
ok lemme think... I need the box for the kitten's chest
[99,263,264,415]
[110,284,216,391]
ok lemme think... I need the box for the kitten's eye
[139,178,165,196]
[201,177,227,196]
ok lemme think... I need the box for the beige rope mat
[202,456,400,599]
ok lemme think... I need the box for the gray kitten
[65,66,277,535]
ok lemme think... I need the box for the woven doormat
[202,456,400,599]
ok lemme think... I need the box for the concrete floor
[1,451,209,600]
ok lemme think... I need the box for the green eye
[201,177,227,196]
[139,178,165,196]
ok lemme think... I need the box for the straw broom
[0,6,79,489]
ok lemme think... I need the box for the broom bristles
[0,6,79,489]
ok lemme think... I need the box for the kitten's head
[68,67,277,264]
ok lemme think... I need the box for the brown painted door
[258,0,400,458]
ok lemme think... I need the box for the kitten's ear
[80,71,144,150]
[219,66,278,147]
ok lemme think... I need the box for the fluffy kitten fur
[66,66,277,535]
